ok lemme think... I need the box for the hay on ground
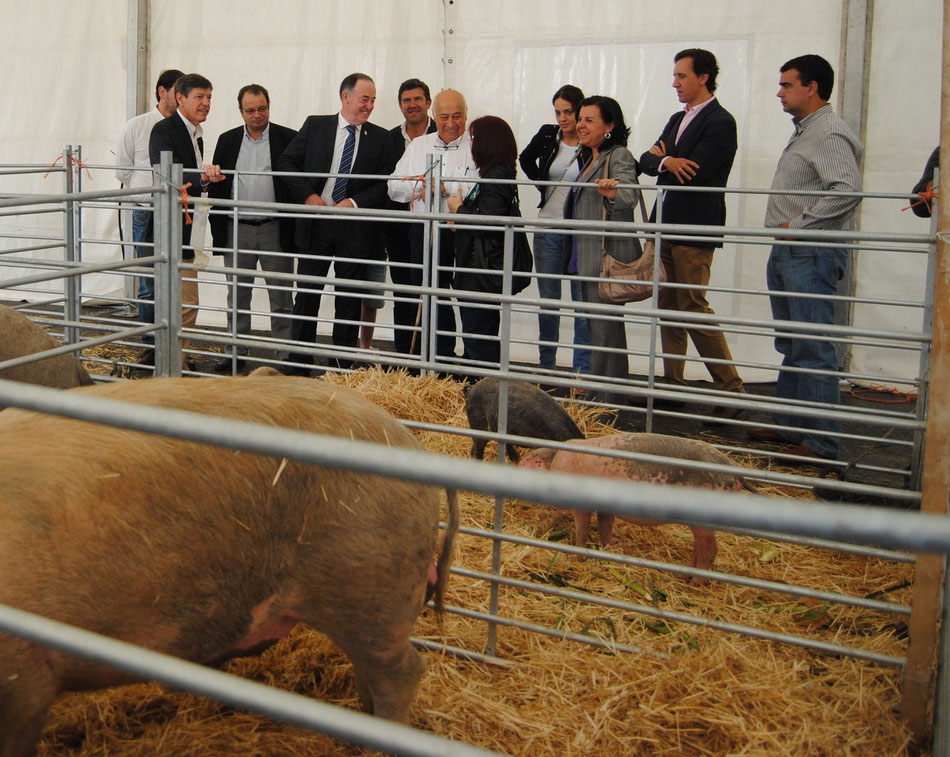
[38,367,915,755]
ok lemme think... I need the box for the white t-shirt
[538,140,581,219]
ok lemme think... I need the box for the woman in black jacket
[449,116,522,371]
[519,85,590,377]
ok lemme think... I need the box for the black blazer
[149,112,206,253]
[276,114,395,255]
[208,122,298,252]
[638,98,737,248]
[911,146,939,218]
[518,124,586,208]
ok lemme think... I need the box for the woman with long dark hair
[519,85,590,377]
[449,115,522,371]
[564,95,641,406]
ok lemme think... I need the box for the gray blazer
[563,144,641,277]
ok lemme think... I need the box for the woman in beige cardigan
[563,95,641,407]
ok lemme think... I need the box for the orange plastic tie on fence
[903,189,938,214]
[42,155,63,178]
[67,151,93,180]
[179,183,193,225]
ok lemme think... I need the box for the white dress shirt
[114,107,164,203]
[387,131,476,213]
[321,113,363,206]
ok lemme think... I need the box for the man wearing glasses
[208,84,298,372]
[387,89,477,361]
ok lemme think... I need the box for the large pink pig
[520,433,749,585]
[0,374,458,756]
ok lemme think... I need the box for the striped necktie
[332,125,357,203]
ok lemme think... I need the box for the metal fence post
[62,145,81,346]
[485,223,516,656]
[153,152,183,377]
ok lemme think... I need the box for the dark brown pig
[464,377,583,463]
[0,375,459,756]
[519,433,749,585]
[0,305,93,403]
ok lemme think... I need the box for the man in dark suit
[208,84,298,371]
[276,72,395,372]
[149,72,224,368]
[639,48,745,420]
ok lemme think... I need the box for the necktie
[332,125,356,203]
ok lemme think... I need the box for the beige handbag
[596,156,666,304]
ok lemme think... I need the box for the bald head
[433,89,467,144]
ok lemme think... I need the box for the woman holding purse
[519,85,590,376]
[449,115,525,373]
[563,95,641,406]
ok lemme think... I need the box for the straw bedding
[37,367,916,755]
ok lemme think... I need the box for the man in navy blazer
[639,48,745,420]
[149,72,224,368]
[208,84,298,370]
[276,72,395,372]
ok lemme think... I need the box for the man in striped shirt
[757,54,863,461]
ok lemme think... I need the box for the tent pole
[900,1,950,752]
[126,0,149,120]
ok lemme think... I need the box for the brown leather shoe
[747,426,785,443]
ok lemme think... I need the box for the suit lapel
[673,100,718,155]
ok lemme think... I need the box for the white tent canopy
[0,0,940,383]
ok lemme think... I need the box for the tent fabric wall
[0,0,940,384]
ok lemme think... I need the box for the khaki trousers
[181,267,198,360]
[658,241,743,393]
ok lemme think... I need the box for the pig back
[0,376,442,662]
[552,433,744,489]
[465,377,582,440]
[0,304,93,399]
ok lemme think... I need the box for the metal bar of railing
[0,378,946,554]
[0,603,500,757]
[457,526,910,616]
[452,567,905,668]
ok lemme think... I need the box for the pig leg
[504,444,522,464]
[0,642,59,757]
[470,438,486,460]
[687,527,718,587]
[596,513,617,547]
[342,639,426,722]
[573,510,592,547]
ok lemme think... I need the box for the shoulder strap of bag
[600,151,612,255]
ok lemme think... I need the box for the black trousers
[291,219,368,367]
[408,224,458,360]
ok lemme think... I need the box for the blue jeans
[766,244,848,458]
[533,231,590,373]
[132,207,155,344]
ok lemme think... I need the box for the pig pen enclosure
[0,364,928,755]
[0,156,947,754]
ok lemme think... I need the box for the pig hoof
[687,576,709,587]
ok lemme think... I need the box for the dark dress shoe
[280,365,312,377]
[213,356,246,372]
[135,348,155,367]
[747,426,786,443]
[785,443,837,461]
[703,405,747,426]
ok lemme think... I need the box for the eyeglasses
[435,139,460,151]
[242,105,269,115]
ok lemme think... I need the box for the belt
[238,217,274,227]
